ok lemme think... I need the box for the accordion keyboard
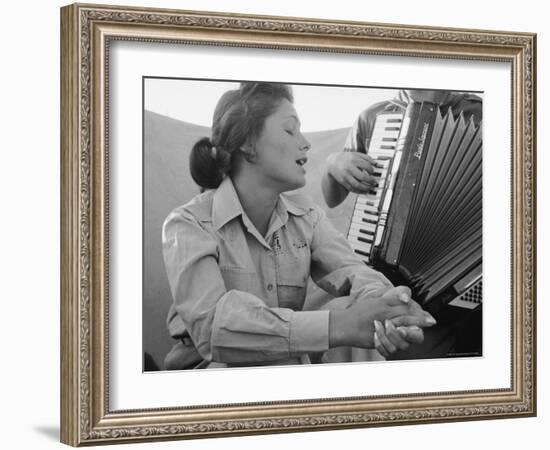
[348,112,405,263]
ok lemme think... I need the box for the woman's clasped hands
[329,286,436,357]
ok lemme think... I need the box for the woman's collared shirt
[162,177,392,365]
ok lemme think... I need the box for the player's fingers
[382,286,413,306]
[374,320,397,353]
[391,314,437,328]
[354,153,384,169]
[374,331,390,359]
[344,174,372,193]
[384,320,410,351]
[400,325,425,344]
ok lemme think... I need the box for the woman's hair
[189,82,294,189]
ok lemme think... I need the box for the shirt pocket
[219,266,259,295]
[276,259,309,311]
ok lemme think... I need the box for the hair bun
[189,137,224,190]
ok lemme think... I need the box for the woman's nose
[301,136,311,152]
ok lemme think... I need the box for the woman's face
[250,99,310,192]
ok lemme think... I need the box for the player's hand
[373,291,432,358]
[374,320,426,358]
[330,286,436,349]
[326,152,382,194]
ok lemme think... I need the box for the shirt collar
[212,178,309,232]
[212,177,244,231]
[279,193,310,218]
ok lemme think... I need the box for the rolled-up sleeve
[162,210,329,364]
[309,208,393,300]
[344,109,371,153]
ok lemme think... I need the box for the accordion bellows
[347,102,482,314]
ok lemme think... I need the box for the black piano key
[357,236,372,244]
[361,217,378,224]
[358,228,375,236]
[363,200,377,207]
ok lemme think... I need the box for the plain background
[1,0,546,448]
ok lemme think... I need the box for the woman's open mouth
[296,156,308,167]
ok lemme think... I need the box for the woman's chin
[288,177,306,192]
[271,171,306,193]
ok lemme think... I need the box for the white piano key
[351,221,378,232]
[368,150,396,159]
[351,207,378,218]
[354,198,378,208]
[354,201,378,212]
[356,194,380,203]
[366,154,392,164]
[371,128,401,138]
[350,218,377,229]
[357,199,380,209]
[378,112,404,122]
[370,156,394,164]
[351,208,380,223]
[370,149,396,156]
[352,206,378,216]
[352,213,379,225]
[372,118,403,129]
[369,149,396,156]
[352,208,378,218]
[369,138,399,148]
[353,204,379,215]
[353,201,380,213]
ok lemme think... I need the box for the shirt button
[267,283,274,291]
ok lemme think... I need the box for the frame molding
[60,3,536,446]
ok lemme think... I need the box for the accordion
[347,102,482,317]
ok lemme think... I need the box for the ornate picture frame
[60,3,536,446]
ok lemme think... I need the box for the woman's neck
[231,172,279,237]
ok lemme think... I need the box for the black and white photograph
[55,1,538,447]
[142,78,483,372]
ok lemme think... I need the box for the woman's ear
[239,141,256,163]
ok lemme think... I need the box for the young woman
[162,82,434,369]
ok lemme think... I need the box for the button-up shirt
[162,177,392,366]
